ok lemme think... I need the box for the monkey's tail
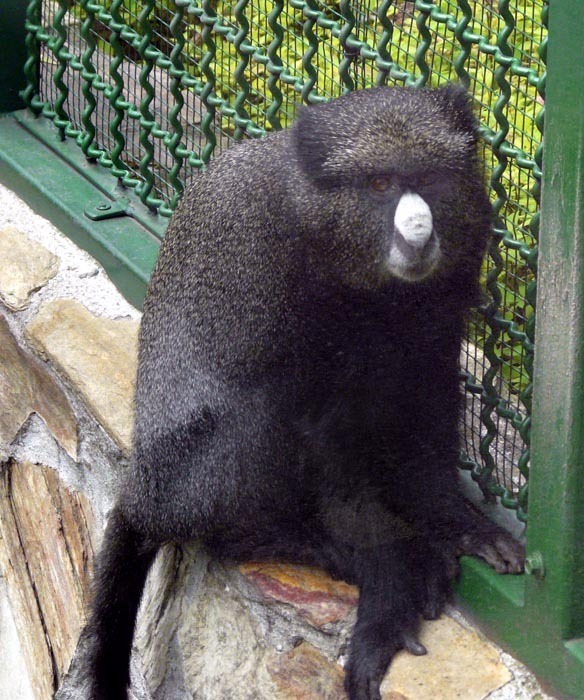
[83,505,158,700]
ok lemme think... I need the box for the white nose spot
[394,192,433,249]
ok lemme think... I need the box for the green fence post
[527,0,584,645]
[0,2,28,112]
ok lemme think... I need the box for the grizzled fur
[73,85,524,700]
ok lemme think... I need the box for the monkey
[72,84,525,700]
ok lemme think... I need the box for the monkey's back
[125,133,320,536]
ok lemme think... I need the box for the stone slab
[381,615,512,700]
[26,298,139,452]
[266,642,346,699]
[0,580,34,700]
[0,313,77,460]
[239,562,358,629]
[0,461,98,698]
[0,226,59,310]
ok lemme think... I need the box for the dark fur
[77,85,524,700]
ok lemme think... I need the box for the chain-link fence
[24,0,546,523]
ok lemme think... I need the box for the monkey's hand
[344,541,439,700]
[345,613,426,700]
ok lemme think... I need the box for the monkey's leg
[391,359,525,578]
[315,495,445,700]
[208,517,357,583]
[395,480,525,582]
[218,523,436,700]
[81,505,158,700]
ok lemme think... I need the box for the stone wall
[0,184,547,700]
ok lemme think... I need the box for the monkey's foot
[446,502,525,574]
[458,528,525,574]
[424,499,526,576]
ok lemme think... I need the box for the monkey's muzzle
[388,191,439,280]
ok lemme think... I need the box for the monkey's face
[292,85,491,290]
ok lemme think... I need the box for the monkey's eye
[369,175,395,193]
[417,171,439,187]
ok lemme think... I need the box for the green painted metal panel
[456,559,584,700]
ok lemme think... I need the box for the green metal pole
[0,2,28,112]
[527,0,584,643]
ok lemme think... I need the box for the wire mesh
[24,0,546,522]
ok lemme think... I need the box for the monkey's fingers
[345,633,427,700]
[460,532,525,574]
[344,648,389,700]
[403,636,427,655]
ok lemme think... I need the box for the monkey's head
[291,85,491,291]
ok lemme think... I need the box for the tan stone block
[381,615,511,700]
[239,562,358,628]
[266,642,346,699]
[0,314,77,459]
[0,227,59,310]
[0,461,98,698]
[26,298,139,452]
[173,562,268,699]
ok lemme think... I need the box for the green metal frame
[0,1,583,698]
[456,3,584,698]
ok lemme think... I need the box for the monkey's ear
[437,84,480,140]
[292,104,332,183]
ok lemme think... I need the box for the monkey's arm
[319,492,451,700]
